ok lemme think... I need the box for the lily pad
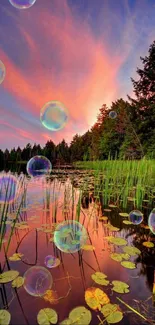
[60,319,72,325]
[37,308,58,325]
[0,270,19,284]
[101,304,123,323]
[110,253,123,262]
[69,306,92,325]
[142,241,154,248]
[123,220,133,225]
[121,261,136,269]
[91,272,109,286]
[122,246,141,256]
[12,276,24,288]
[119,213,129,217]
[9,253,23,261]
[112,281,129,293]
[99,216,108,221]
[85,287,110,311]
[0,310,11,325]
[81,245,95,251]
[108,237,127,246]
[108,226,120,232]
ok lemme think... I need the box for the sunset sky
[0,0,155,150]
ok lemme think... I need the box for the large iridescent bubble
[0,60,6,85]
[129,210,143,225]
[23,266,52,297]
[26,156,52,177]
[148,209,155,235]
[40,101,68,131]
[109,111,117,119]
[54,220,88,253]
[9,0,36,9]
[0,173,18,203]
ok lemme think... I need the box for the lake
[0,170,155,325]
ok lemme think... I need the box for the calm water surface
[0,173,155,325]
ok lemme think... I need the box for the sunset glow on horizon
[0,0,155,150]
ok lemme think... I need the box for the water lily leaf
[112,281,129,293]
[91,272,109,286]
[120,253,130,260]
[101,303,118,317]
[123,246,141,256]
[99,216,108,221]
[108,226,120,232]
[108,237,127,246]
[0,310,11,325]
[123,220,133,225]
[69,306,92,325]
[119,213,129,217]
[142,241,154,248]
[104,209,111,212]
[9,253,23,261]
[110,253,123,262]
[12,276,24,288]
[82,245,95,251]
[108,205,117,208]
[43,290,59,305]
[121,261,136,269]
[71,240,80,245]
[101,303,123,324]
[0,270,19,284]
[37,308,58,325]
[85,287,110,311]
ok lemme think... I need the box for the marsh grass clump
[74,157,155,209]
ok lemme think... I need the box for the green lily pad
[119,213,129,217]
[121,261,136,269]
[0,270,19,284]
[122,246,141,256]
[91,272,109,286]
[0,310,11,325]
[112,281,129,293]
[12,276,24,288]
[123,220,133,225]
[69,306,92,325]
[142,241,154,248]
[110,253,123,262]
[59,319,72,325]
[101,304,123,323]
[108,237,127,246]
[37,308,58,325]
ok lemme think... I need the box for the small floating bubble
[26,155,52,177]
[109,111,117,119]
[9,0,36,9]
[148,209,155,235]
[129,210,143,225]
[44,255,60,268]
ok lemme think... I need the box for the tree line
[0,40,155,170]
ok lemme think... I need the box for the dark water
[0,174,155,325]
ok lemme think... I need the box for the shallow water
[0,174,155,325]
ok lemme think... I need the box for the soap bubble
[40,101,68,131]
[129,210,143,225]
[54,220,88,253]
[0,60,6,84]
[109,111,117,119]
[0,173,18,203]
[148,209,155,235]
[26,156,52,177]
[44,255,60,268]
[23,266,52,297]
[9,0,36,9]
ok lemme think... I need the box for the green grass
[74,158,155,209]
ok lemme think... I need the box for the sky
[0,0,155,150]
